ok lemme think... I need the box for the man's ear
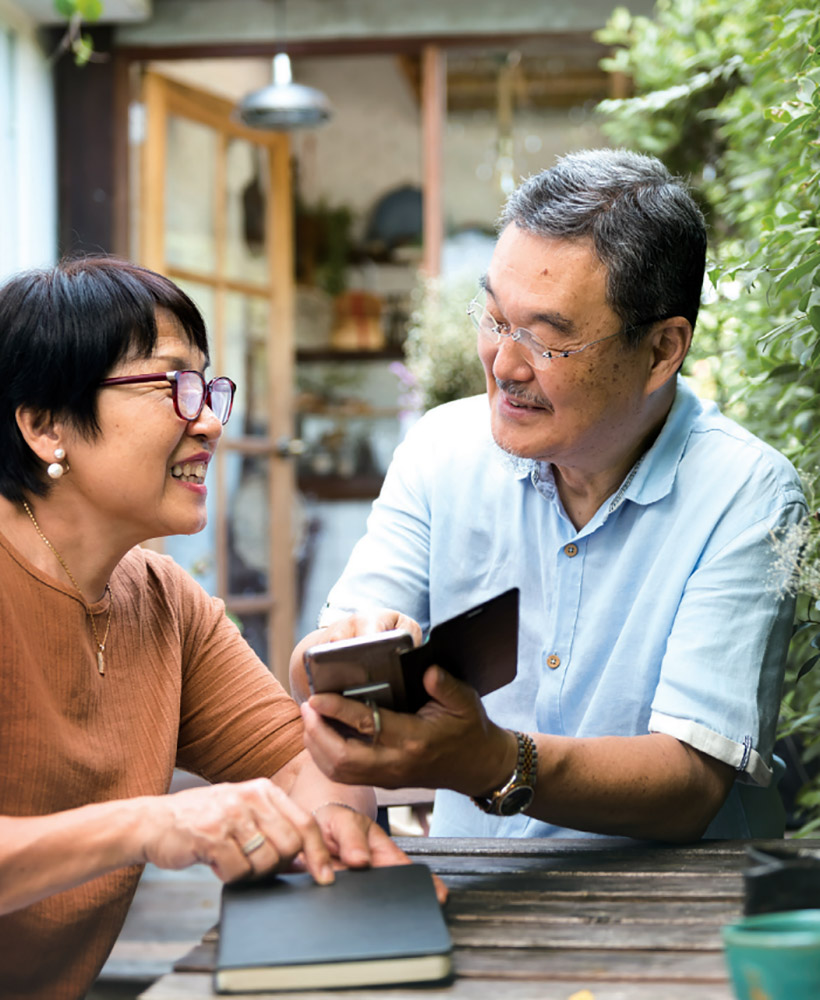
[15,406,64,465]
[645,316,692,394]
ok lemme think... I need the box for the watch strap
[472,730,537,816]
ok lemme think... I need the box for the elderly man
[291,149,805,842]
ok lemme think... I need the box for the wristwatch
[472,730,538,816]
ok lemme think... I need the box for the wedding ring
[240,832,267,856]
[371,703,382,744]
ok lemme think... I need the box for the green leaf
[771,112,815,149]
[53,0,77,16]
[768,362,802,378]
[774,252,820,293]
[72,34,93,66]
[76,0,103,20]
[797,653,820,681]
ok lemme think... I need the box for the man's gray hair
[500,149,707,345]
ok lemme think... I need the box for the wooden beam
[54,26,117,256]
[116,30,611,62]
[421,44,445,280]
[111,50,132,257]
[267,133,297,687]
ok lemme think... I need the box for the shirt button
[547,653,561,669]
[564,543,578,557]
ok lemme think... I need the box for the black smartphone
[303,588,519,716]
[304,629,416,710]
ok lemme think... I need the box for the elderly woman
[0,257,416,1000]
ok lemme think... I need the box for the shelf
[297,406,400,419]
[298,474,383,501]
[296,348,405,362]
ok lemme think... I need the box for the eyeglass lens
[468,291,553,369]
[176,371,234,424]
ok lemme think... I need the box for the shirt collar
[626,374,702,507]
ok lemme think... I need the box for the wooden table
[138,836,807,999]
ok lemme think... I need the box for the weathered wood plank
[444,897,738,923]
[450,918,729,951]
[141,971,736,1000]
[399,837,805,859]
[409,852,748,876]
[454,946,730,981]
[441,872,743,900]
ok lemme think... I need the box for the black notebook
[214,863,452,993]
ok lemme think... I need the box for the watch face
[498,785,535,816]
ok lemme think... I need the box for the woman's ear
[646,316,692,393]
[15,406,64,465]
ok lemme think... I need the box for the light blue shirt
[321,377,805,839]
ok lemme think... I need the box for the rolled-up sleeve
[650,497,805,785]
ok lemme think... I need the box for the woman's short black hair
[0,256,209,503]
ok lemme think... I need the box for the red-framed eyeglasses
[99,370,236,424]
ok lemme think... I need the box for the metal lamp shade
[237,54,332,130]
[237,82,332,129]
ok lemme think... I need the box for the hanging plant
[52,0,105,66]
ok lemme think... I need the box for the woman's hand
[139,778,336,885]
[290,609,423,703]
[0,778,333,917]
[310,802,448,904]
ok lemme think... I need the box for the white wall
[0,0,56,281]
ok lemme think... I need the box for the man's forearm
[301,669,736,842]
[523,732,734,842]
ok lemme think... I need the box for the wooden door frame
[140,70,295,685]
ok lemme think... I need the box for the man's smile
[496,379,551,412]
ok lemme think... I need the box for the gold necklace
[21,500,113,676]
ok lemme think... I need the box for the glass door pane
[225,138,269,286]
[141,71,294,682]
[165,115,218,273]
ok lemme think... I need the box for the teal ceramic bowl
[722,909,820,1000]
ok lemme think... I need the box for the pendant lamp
[236,1,332,131]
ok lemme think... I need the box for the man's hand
[290,609,423,703]
[301,665,517,798]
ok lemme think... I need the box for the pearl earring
[47,448,67,480]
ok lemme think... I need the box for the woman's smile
[170,450,212,487]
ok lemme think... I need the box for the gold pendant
[97,650,105,676]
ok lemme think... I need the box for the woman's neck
[0,495,120,601]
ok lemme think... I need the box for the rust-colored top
[0,533,304,1000]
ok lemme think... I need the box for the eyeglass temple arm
[100,372,177,386]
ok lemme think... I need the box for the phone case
[304,629,415,710]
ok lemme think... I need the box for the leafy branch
[51,0,105,66]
